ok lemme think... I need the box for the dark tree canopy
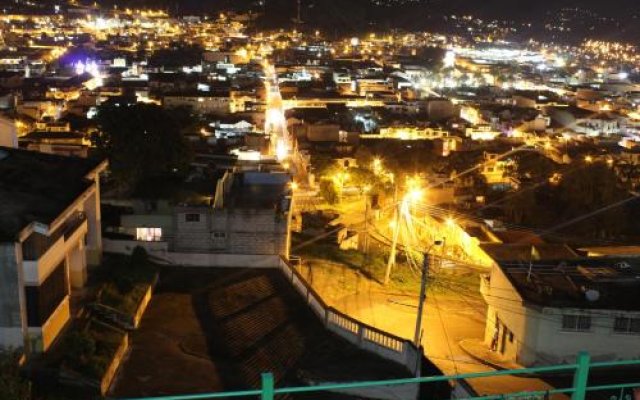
[504,162,635,242]
[94,104,194,196]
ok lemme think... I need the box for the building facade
[480,258,640,366]
[0,147,106,354]
[173,171,292,257]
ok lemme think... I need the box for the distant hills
[115,0,640,42]
[2,0,639,42]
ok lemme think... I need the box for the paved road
[295,261,558,396]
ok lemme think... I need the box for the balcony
[22,212,87,261]
[62,212,87,240]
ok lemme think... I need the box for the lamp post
[413,240,443,347]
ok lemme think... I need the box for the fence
[278,257,422,375]
[116,352,640,400]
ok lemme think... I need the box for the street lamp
[414,240,443,348]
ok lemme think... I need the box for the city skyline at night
[0,0,639,399]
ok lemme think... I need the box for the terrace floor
[109,268,427,399]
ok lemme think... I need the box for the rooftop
[498,257,640,311]
[110,268,416,398]
[0,147,105,241]
[482,243,578,262]
[224,171,291,210]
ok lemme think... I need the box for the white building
[573,113,620,137]
[480,257,640,366]
[0,148,107,354]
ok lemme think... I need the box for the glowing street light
[404,176,424,205]
[275,139,288,161]
[372,157,383,175]
[406,188,423,204]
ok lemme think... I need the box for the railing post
[571,352,591,400]
[261,373,275,400]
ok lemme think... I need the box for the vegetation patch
[97,248,158,317]
[62,320,125,381]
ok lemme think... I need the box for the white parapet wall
[278,257,421,400]
[103,238,281,268]
[161,252,281,268]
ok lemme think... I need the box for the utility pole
[413,241,442,347]
[384,183,400,285]
[413,252,429,346]
[363,194,370,255]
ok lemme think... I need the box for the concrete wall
[0,243,27,350]
[174,208,289,256]
[0,116,18,148]
[84,178,102,266]
[67,241,87,289]
[103,239,169,257]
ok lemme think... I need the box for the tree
[319,180,339,204]
[0,352,30,400]
[555,162,630,239]
[515,152,557,181]
[94,104,194,195]
[354,146,374,168]
[130,246,149,269]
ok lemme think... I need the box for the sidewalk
[459,338,523,371]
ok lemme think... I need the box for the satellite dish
[585,290,600,302]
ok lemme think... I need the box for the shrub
[64,331,96,371]
[0,351,31,400]
[130,247,149,270]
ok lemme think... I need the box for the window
[614,317,640,334]
[562,315,591,332]
[185,213,201,222]
[25,261,68,327]
[136,227,162,242]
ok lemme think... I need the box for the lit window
[614,317,640,334]
[562,315,591,332]
[136,227,162,242]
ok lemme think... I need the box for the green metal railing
[117,352,640,400]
